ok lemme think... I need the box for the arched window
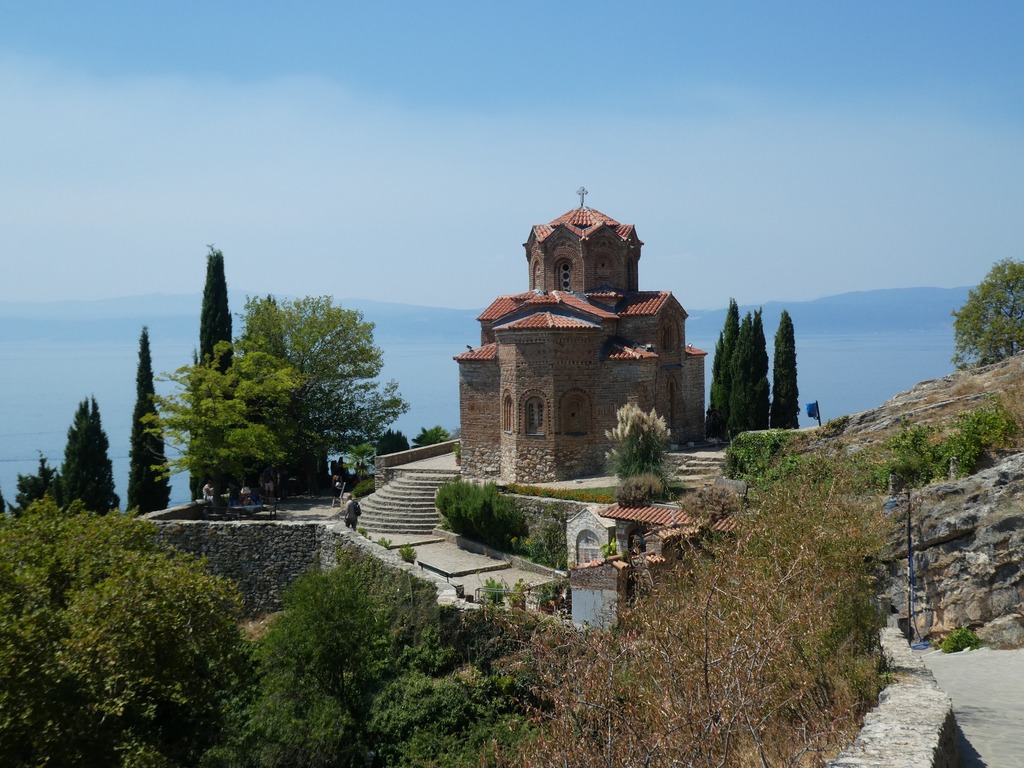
[502,393,513,433]
[661,322,676,352]
[556,261,572,291]
[576,529,602,565]
[667,379,677,427]
[525,396,545,435]
[560,391,590,435]
[532,260,541,290]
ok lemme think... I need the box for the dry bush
[511,466,887,768]
[1000,380,1024,450]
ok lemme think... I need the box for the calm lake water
[0,330,955,509]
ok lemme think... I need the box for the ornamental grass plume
[606,403,671,490]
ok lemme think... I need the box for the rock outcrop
[803,353,1024,648]
[883,452,1024,648]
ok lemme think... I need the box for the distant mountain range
[0,286,970,347]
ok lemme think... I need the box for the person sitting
[250,488,263,508]
[228,483,241,507]
[202,480,215,504]
[240,485,252,505]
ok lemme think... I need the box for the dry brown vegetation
[509,466,886,768]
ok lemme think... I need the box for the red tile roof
[497,312,599,330]
[453,342,497,361]
[597,503,736,534]
[533,208,643,245]
[685,345,708,357]
[604,338,659,361]
[479,291,618,324]
[616,291,671,316]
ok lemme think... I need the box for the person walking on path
[344,494,361,530]
[331,474,343,507]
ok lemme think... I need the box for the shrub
[482,577,505,606]
[725,429,793,482]
[357,526,368,537]
[942,400,1016,475]
[353,478,376,498]
[940,627,981,653]
[435,481,527,551]
[377,537,392,549]
[398,543,416,563]
[615,472,666,506]
[512,519,568,570]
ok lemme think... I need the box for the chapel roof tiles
[598,503,737,533]
[497,312,599,330]
[453,342,497,362]
[532,208,642,244]
[616,291,672,316]
[603,338,659,361]
[478,290,618,324]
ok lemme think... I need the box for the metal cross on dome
[576,186,588,208]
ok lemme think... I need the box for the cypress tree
[60,397,119,513]
[727,312,756,435]
[709,298,740,427]
[128,327,171,513]
[751,308,770,430]
[770,309,800,428]
[199,246,232,371]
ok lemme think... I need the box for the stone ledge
[827,628,958,768]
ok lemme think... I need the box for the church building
[455,196,706,483]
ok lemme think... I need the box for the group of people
[201,466,287,508]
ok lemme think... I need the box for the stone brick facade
[457,205,706,484]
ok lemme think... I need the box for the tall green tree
[0,498,244,767]
[709,298,740,428]
[60,397,119,513]
[11,455,61,513]
[751,308,770,430]
[728,312,756,435]
[194,246,233,499]
[770,309,800,428]
[153,342,300,501]
[376,428,410,455]
[199,246,232,370]
[952,258,1024,368]
[239,295,407,490]
[128,327,171,513]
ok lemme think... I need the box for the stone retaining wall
[153,519,460,617]
[827,628,959,767]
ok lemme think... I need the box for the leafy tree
[224,550,439,767]
[0,485,4,514]
[127,327,170,513]
[709,298,740,427]
[152,342,300,500]
[239,295,408,491]
[11,455,61,513]
[0,497,244,767]
[412,425,451,447]
[60,397,119,513]
[376,428,410,455]
[769,309,799,429]
[200,246,232,370]
[952,258,1024,368]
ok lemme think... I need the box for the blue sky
[1,1,1021,309]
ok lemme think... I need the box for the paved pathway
[270,496,562,604]
[916,645,1024,767]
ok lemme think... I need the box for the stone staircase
[358,468,461,534]
[667,446,728,491]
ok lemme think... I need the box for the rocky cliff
[810,354,1024,648]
